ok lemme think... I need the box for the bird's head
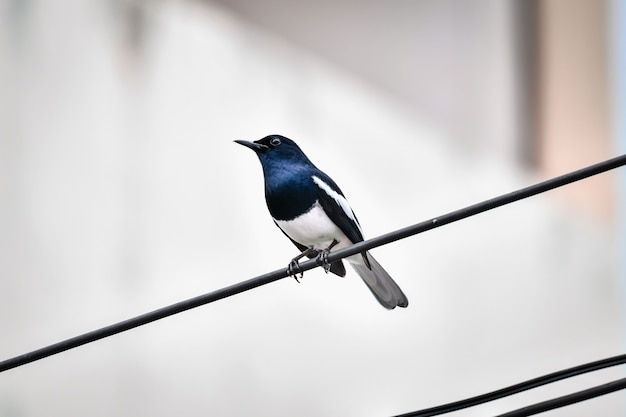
[234,135,310,165]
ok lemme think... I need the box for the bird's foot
[316,240,338,274]
[287,247,316,282]
[287,259,304,282]
[316,250,332,273]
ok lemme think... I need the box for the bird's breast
[274,201,352,251]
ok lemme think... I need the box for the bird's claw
[316,249,332,274]
[287,260,303,282]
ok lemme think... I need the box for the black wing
[311,174,371,268]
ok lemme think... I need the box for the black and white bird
[235,134,408,309]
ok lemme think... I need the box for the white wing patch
[312,175,363,235]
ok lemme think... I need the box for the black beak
[234,140,268,152]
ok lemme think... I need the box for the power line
[1,154,625,373]
[497,377,626,417]
[330,153,626,263]
[395,353,626,416]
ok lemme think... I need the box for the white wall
[0,1,622,416]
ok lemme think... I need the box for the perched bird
[235,134,408,309]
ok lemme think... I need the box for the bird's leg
[287,247,316,282]
[316,240,339,273]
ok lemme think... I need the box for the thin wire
[0,269,290,372]
[394,353,626,416]
[1,154,625,373]
[322,153,626,264]
[496,377,626,417]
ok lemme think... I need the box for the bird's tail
[350,252,408,309]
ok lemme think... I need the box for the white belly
[275,201,353,251]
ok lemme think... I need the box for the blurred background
[1,0,625,416]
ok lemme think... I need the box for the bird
[235,134,408,309]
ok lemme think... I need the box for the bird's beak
[234,140,268,152]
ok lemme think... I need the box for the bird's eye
[270,137,281,146]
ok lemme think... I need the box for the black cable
[496,377,626,417]
[0,268,291,372]
[394,353,626,416]
[324,153,626,265]
[1,154,625,373]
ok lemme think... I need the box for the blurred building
[0,1,624,416]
